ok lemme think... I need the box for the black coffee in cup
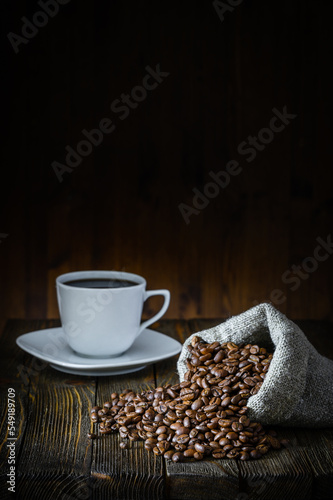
[64,278,137,288]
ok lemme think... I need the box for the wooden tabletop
[0,318,333,500]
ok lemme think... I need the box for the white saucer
[16,327,182,376]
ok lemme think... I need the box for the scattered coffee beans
[89,337,288,461]
[87,432,97,439]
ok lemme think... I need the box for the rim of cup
[56,270,146,289]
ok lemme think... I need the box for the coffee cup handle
[138,290,170,335]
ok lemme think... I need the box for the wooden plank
[237,428,313,500]
[153,319,191,387]
[88,319,186,500]
[156,319,240,500]
[0,320,58,494]
[166,459,240,500]
[294,428,333,500]
[44,0,101,318]
[2,1,333,327]
[295,320,333,359]
[90,362,164,499]
[286,0,332,323]
[0,320,96,500]
[188,318,223,334]
[2,319,333,499]
[2,3,333,326]
[17,367,96,476]
[0,319,39,499]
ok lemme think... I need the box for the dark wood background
[1,0,332,329]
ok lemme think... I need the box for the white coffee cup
[56,270,170,357]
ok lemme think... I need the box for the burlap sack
[177,303,333,427]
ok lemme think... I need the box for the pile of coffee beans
[89,336,288,461]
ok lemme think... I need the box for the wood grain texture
[0,320,96,500]
[90,367,163,500]
[237,428,313,500]
[294,428,333,500]
[1,1,333,327]
[1,319,333,499]
[154,320,240,500]
[153,319,191,388]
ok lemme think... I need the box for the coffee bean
[196,423,209,432]
[239,415,250,427]
[167,388,178,398]
[184,448,196,458]
[119,426,128,438]
[164,450,175,460]
[128,431,139,441]
[267,435,281,449]
[89,337,284,463]
[189,428,199,438]
[91,406,102,413]
[233,440,243,448]
[166,410,177,421]
[243,377,256,387]
[226,432,238,440]
[144,441,156,451]
[231,421,243,432]
[218,419,231,428]
[250,345,260,355]
[156,425,168,435]
[87,432,97,439]
[175,443,187,452]
[257,444,269,455]
[157,441,170,452]
[100,428,112,434]
[249,354,260,363]
[185,409,196,419]
[221,397,231,407]
[205,431,214,443]
[280,439,291,448]
[212,449,226,459]
[194,442,206,454]
[199,353,212,363]
[176,434,190,444]
[240,451,250,460]
[242,446,254,452]
[250,449,262,459]
[196,411,207,423]
[172,452,183,462]
[175,426,190,435]
[218,437,231,446]
[207,420,218,430]
[143,424,155,433]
